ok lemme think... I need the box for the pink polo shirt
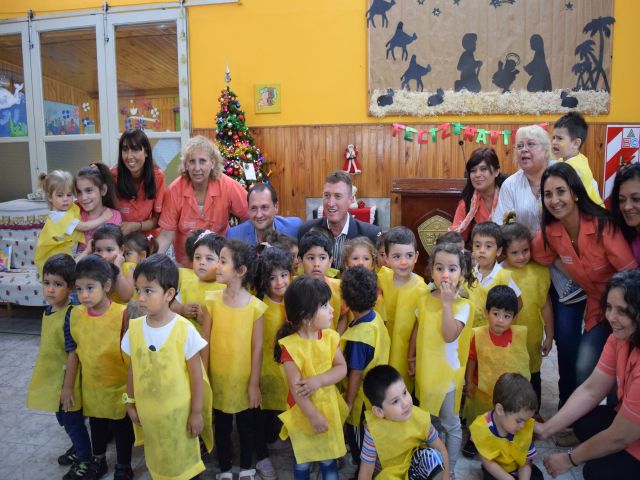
[597,335,640,460]
[531,216,637,331]
[158,174,249,265]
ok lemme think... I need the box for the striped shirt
[360,423,439,464]
[327,217,350,269]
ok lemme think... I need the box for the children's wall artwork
[367,0,614,116]
[44,101,80,135]
[0,83,27,137]
[254,84,281,114]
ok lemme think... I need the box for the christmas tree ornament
[343,144,362,174]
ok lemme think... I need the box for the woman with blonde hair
[157,135,248,266]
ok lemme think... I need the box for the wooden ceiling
[0,24,178,98]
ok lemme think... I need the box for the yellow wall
[3,0,638,128]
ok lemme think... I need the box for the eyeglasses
[515,142,540,151]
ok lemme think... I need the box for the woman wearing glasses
[492,124,552,233]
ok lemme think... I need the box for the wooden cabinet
[391,178,466,277]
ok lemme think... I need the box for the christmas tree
[215,86,271,189]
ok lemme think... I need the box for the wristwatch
[122,393,136,404]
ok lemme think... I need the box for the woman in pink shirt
[610,163,640,264]
[536,270,640,479]
[156,136,248,266]
[532,162,637,392]
[449,147,507,241]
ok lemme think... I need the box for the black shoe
[114,464,134,480]
[462,438,477,458]
[58,446,78,466]
[63,460,92,480]
[85,457,108,480]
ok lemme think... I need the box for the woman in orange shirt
[157,135,249,266]
[449,147,506,242]
[111,130,166,236]
[532,162,638,392]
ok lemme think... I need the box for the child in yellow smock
[27,254,92,479]
[468,222,521,327]
[469,373,542,480]
[341,236,386,322]
[205,239,276,480]
[358,365,449,480]
[501,217,554,409]
[464,286,530,458]
[340,266,390,472]
[411,243,474,474]
[377,226,428,392]
[69,255,133,479]
[375,232,388,271]
[172,231,225,336]
[252,245,294,449]
[34,170,112,278]
[122,231,158,264]
[121,255,213,480]
[274,275,348,479]
[299,230,347,333]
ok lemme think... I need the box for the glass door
[0,25,37,201]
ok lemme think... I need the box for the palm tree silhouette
[582,16,615,91]
[573,40,596,90]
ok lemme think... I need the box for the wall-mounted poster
[604,125,640,202]
[367,0,614,116]
[0,83,27,137]
[254,84,281,114]
[44,101,80,135]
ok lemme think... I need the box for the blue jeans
[293,459,339,480]
[56,409,91,462]
[577,321,616,405]
[551,286,586,406]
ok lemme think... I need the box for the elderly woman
[111,129,166,236]
[535,270,640,480]
[532,163,637,398]
[449,147,506,241]
[492,124,552,232]
[610,163,640,264]
[157,135,249,265]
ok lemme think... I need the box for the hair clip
[196,230,214,243]
[146,234,154,241]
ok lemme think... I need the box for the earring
[574,197,579,202]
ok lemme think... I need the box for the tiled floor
[0,306,584,479]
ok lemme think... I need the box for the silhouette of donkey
[401,55,432,91]
[366,0,396,28]
[386,22,418,61]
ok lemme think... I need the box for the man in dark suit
[298,171,381,269]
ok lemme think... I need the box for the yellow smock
[27,305,82,412]
[325,277,343,330]
[415,294,473,415]
[205,290,267,414]
[468,267,513,328]
[340,312,390,426]
[110,261,137,305]
[260,296,289,412]
[179,272,225,333]
[505,262,550,373]
[364,406,432,480]
[70,302,128,419]
[377,267,428,391]
[128,315,213,480]
[464,325,530,422]
[278,330,348,464]
[34,205,85,278]
[470,412,535,473]
[565,153,603,206]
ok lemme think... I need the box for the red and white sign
[604,125,640,201]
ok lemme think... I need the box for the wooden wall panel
[194,123,608,226]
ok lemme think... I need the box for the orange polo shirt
[111,166,166,236]
[158,174,249,265]
[531,216,637,331]
[451,198,492,242]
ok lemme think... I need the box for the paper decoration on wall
[367,0,614,116]
[120,99,161,131]
[0,83,27,137]
[390,121,548,147]
[44,101,80,135]
[603,125,640,202]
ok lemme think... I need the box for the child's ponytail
[500,212,532,249]
[124,232,159,259]
[76,163,118,209]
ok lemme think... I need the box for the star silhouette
[417,0,426,4]
[453,0,461,5]
[433,7,441,16]
[565,2,573,10]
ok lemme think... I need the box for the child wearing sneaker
[27,254,92,480]
[469,373,542,479]
[122,255,213,479]
[358,365,449,480]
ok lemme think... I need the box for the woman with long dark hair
[610,163,640,263]
[449,147,507,241]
